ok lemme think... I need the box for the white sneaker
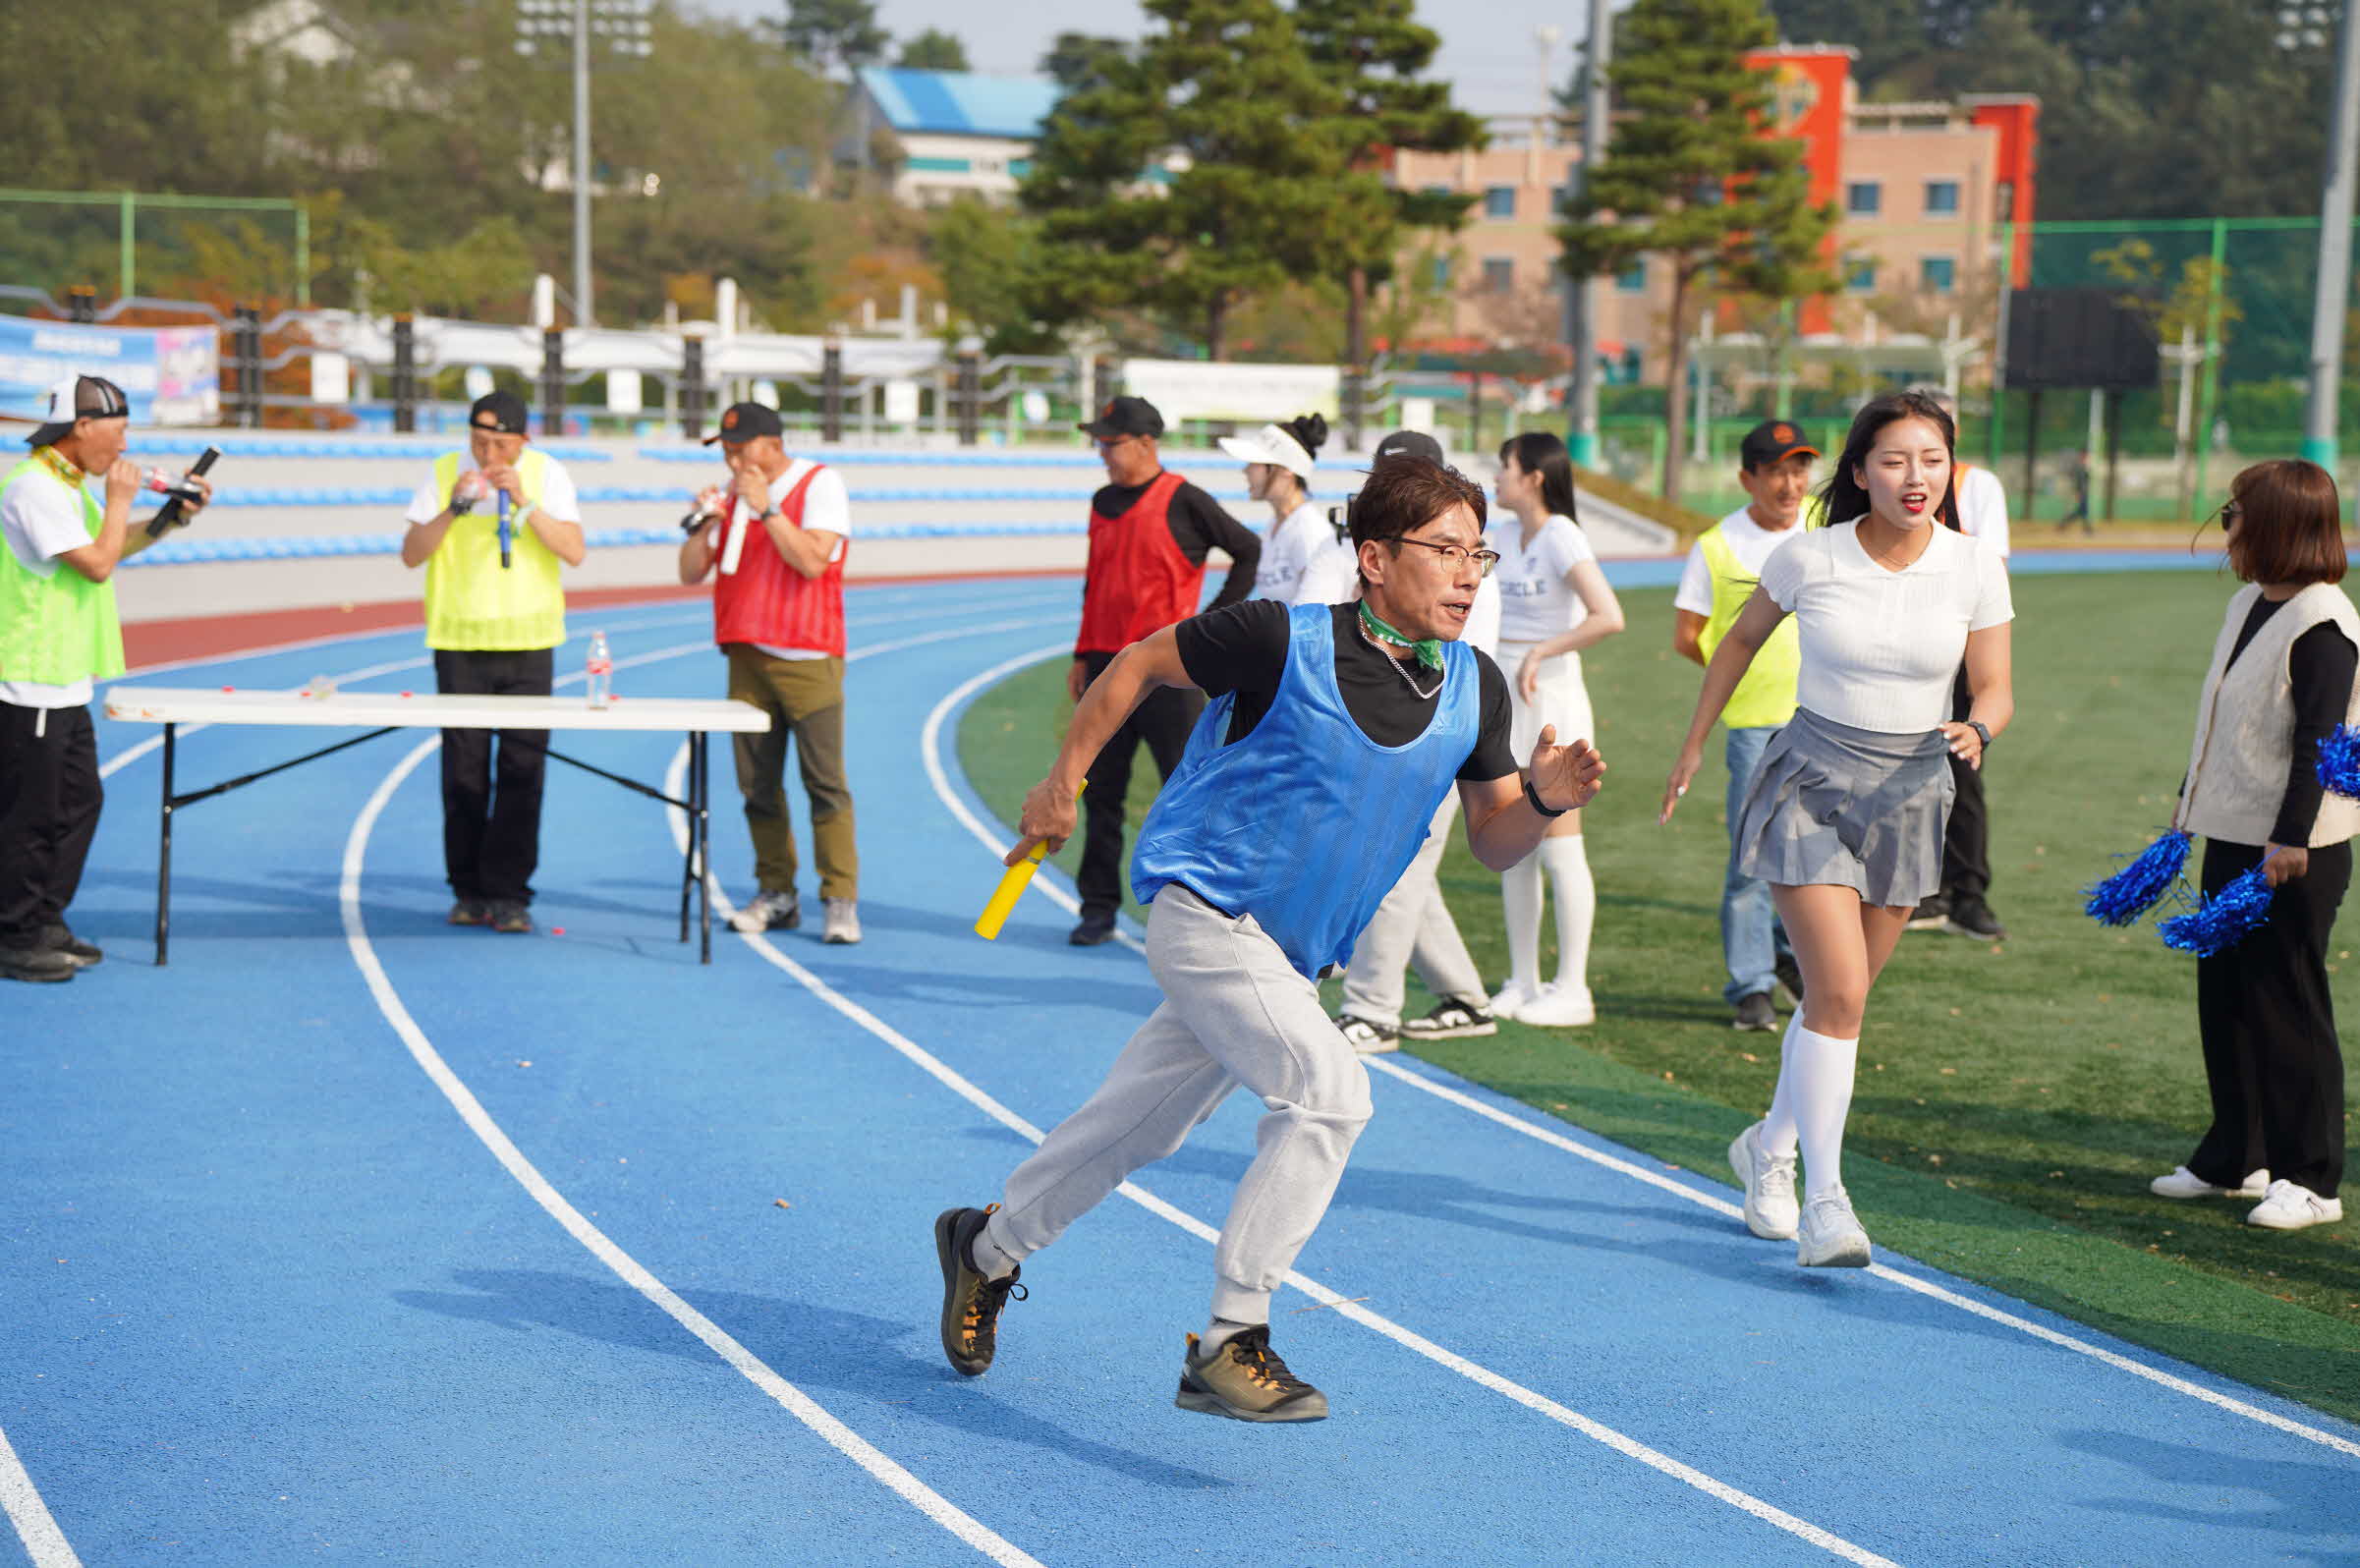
[1489,979,1539,1023]
[2150,1165,2269,1201]
[2246,1179,2344,1230]
[731,889,800,933]
[1795,1187,1872,1267]
[1728,1120,1799,1240]
[821,898,862,945]
[1515,982,1596,1028]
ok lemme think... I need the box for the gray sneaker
[821,898,862,944]
[1796,1187,1872,1268]
[731,889,800,934]
[1728,1119,1799,1240]
[1731,992,1777,1032]
[1175,1325,1328,1423]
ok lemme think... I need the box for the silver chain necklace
[1360,623,1442,700]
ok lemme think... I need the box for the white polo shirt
[1487,513,1597,644]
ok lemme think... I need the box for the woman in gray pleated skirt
[1661,390,2016,1269]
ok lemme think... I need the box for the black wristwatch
[1523,774,1568,818]
[1965,719,1993,750]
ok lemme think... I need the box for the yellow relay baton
[975,784,1083,940]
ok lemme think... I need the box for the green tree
[1040,31,1131,90]
[777,0,889,75]
[896,28,970,72]
[928,198,1062,355]
[1557,0,1835,503]
[1293,0,1486,433]
[1020,0,1373,360]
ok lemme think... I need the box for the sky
[693,0,1596,119]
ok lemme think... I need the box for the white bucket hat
[1217,422,1317,480]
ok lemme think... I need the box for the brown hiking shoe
[935,1205,1024,1376]
[1174,1325,1328,1423]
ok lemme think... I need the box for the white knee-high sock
[1502,853,1545,992]
[1540,836,1595,992]
[1760,1010,1804,1157]
[1789,1023,1860,1203]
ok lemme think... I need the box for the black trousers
[0,700,100,947]
[434,648,553,907]
[1075,650,1204,922]
[2188,838,2350,1197]
[1940,665,1992,902]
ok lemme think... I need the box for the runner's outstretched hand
[1528,723,1605,814]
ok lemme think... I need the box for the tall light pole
[2301,0,2360,470]
[518,0,652,330]
[1565,0,1613,468]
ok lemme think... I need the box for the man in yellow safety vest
[1671,420,1818,1031]
[399,390,587,934]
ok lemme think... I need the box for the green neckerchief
[1358,599,1443,671]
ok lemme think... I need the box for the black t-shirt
[1091,474,1262,609]
[1173,600,1518,782]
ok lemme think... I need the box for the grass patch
[958,571,2360,1422]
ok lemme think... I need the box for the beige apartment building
[1388,45,2040,386]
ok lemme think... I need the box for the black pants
[0,700,100,947]
[1940,665,1992,902]
[1075,650,1204,922]
[2187,838,2350,1197]
[434,648,553,907]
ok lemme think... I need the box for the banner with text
[0,318,220,427]
[1120,360,1340,425]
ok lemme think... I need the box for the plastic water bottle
[586,630,613,709]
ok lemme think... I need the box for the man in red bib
[1069,396,1262,945]
[679,402,860,944]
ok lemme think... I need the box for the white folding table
[103,686,771,965]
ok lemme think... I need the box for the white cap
[1217,422,1317,480]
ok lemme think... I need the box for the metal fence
[0,190,310,308]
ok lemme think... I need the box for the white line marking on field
[340,727,1044,1564]
[0,1421,81,1568]
[668,663,1901,1567]
[915,647,2360,1467]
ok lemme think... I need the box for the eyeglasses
[2216,501,2243,530]
[1391,536,1503,577]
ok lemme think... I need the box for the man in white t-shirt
[677,401,861,945]
[0,374,211,981]
[1672,420,1813,1031]
[400,390,587,935]
[1917,393,2010,940]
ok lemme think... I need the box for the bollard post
[955,349,981,447]
[540,326,566,438]
[65,285,98,324]
[679,335,707,441]
[391,314,418,433]
[821,341,844,443]
[234,305,264,428]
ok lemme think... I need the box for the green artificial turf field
[957,568,2360,1421]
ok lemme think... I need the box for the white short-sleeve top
[1488,514,1597,644]
[1758,520,2013,732]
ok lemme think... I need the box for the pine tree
[1293,0,1486,436]
[1020,0,1361,360]
[1556,0,1834,503]
[895,28,969,73]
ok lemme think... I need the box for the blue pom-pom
[2158,865,2276,957]
[2083,829,2192,926]
[2317,724,2360,801]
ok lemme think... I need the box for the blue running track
[5,579,2356,1566]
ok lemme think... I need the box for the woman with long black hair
[1661,390,2014,1266]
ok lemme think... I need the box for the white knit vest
[2177,581,2360,848]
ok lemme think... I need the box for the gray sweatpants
[982,884,1375,1325]
[1337,793,1486,1029]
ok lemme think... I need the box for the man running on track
[934,454,1606,1422]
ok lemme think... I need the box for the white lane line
[922,649,2360,1466]
[95,589,1046,782]
[340,737,1044,1565]
[0,1421,81,1568]
[670,663,1899,1566]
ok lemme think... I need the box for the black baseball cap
[27,373,128,447]
[1079,396,1163,440]
[470,390,532,435]
[1372,429,1445,465]
[703,401,785,445]
[1739,420,1819,471]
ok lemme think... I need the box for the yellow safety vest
[422,449,567,651]
[1698,518,1807,730]
[0,451,123,688]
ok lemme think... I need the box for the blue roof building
[847,69,1063,207]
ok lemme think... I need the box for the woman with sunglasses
[1662,390,2014,1267]
[1487,431,1627,1026]
[2147,461,2358,1231]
